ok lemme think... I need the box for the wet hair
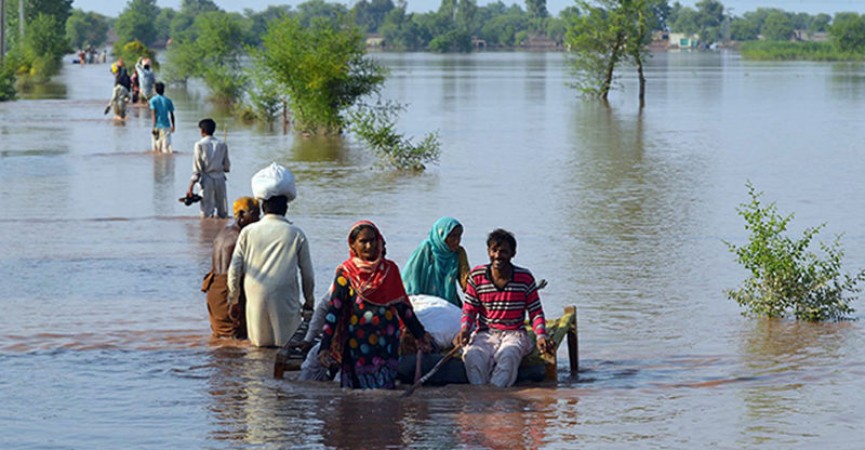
[486,228,516,253]
[155,82,165,95]
[262,195,288,216]
[199,118,216,135]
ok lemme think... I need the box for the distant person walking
[105,79,130,120]
[149,82,175,153]
[187,118,230,218]
[135,57,156,103]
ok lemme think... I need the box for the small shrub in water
[725,182,864,321]
[348,102,440,171]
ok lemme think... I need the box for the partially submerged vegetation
[256,15,386,135]
[726,183,864,322]
[348,102,441,171]
[739,41,865,61]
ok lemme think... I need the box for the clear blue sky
[72,0,865,18]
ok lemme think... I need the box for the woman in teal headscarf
[402,216,470,307]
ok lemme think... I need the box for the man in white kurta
[187,118,230,218]
[227,205,315,347]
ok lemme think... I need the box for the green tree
[296,0,349,27]
[257,15,386,134]
[65,9,110,50]
[525,0,547,33]
[761,10,794,41]
[169,0,222,41]
[671,6,700,35]
[163,11,248,103]
[566,0,664,105]
[154,8,176,45]
[114,0,161,54]
[353,0,395,33]
[245,5,293,45]
[729,17,758,41]
[4,0,72,49]
[379,4,426,49]
[670,0,725,44]
[0,61,16,101]
[809,13,831,33]
[479,9,528,47]
[8,13,68,80]
[694,0,724,42]
[830,13,865,53]
[726,183,864,321]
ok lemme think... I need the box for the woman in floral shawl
[318,221,433,389]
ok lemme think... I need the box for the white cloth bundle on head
[251,162,296,201]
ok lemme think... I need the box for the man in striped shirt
[455,229,552,387]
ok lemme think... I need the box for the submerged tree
[163,10,248,103]
[565,0,666,105]
[113,0,161,55]
[256,15,386,134]
[66,9,110,50]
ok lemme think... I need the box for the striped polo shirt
[461,264,547,337]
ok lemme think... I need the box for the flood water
[2,51,865,448]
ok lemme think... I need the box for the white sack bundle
[251,162,296,201]
[409,294,462,349]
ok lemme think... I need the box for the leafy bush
[257,15,386,134]
[116,40,159,70]
[9,13,69,82]
[163,11,247,103]
[725,183,864,321]
[348,102,440,171]
[740,41,865,61]
[0,61,16,101]
[243,61,285,122]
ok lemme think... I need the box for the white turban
[251,162,296,202]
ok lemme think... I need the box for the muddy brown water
[2,52,865,448]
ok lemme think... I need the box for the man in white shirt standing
[187,118,230,218]
[228,163,316,347]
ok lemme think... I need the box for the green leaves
[258,15,386,134]
[726,182,863,321]
[348,102,441,171]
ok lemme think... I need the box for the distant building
[366,34,384,48]
[668,33,699,49]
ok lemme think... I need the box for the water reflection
[152,153,176,215]
[736,319,853,448]
[456,391,553,448]
[18,81,68,99]
[288,134,348,163]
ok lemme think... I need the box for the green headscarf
[401,216,462,306]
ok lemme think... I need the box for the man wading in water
[202,197,260,339]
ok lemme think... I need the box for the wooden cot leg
[566,305,578,376]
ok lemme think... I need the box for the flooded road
[2,52,865,448]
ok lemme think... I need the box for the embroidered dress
[319,221,427,389]
[320,268,424,388]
